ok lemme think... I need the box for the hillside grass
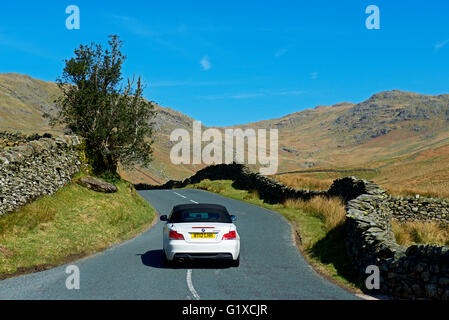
[185,179,363,292]
[391,220,449,247]
[276,172,449,199]
[272,155,449,200]
[272,175,334,191]
[384,184,449,200]
[0,173,156,279]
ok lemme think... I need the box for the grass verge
[0,173,156,279]
[185,179,363,293]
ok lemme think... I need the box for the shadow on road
[138,250,231,270]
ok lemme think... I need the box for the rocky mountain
[332,90,449,145]
[239,90,449,173]
[1,73,449,184]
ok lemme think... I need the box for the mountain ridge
[1,73,449,187]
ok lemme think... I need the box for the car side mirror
[230,215,237,221]
[160,215,168,221]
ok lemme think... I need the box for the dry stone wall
[135,163,327,204]
[388,195,449,223]
[334,177,449,300]
[0,132,82,216]
[0,131,53,149]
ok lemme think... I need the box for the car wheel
[162,251,173,267]
[231,255,240,267]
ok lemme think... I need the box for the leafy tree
[48,35,155,174]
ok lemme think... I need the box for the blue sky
[0,0,448,126]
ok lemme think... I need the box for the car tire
[162,251,174,267]
[231,255,240,267]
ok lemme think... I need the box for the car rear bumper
[165,240,240,261]
[173,252,234,261]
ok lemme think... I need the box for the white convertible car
[160,203,240,267]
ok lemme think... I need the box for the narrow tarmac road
[0,189,358,300]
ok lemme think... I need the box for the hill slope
[2,73,449,190]
[240,90,449,172]
[0,73,202,183]
[0,73,61,133]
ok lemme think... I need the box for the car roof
[172,203,229,214]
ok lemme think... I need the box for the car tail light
[169,230,184,240]
[222,230,237,240]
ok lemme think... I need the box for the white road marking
[173,192,186,199]
[186,269,200,300]
[355,293,381,300]
[189,199,199,204]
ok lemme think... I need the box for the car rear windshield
[169,209,232,223]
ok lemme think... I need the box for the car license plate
[191,233,215,239]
